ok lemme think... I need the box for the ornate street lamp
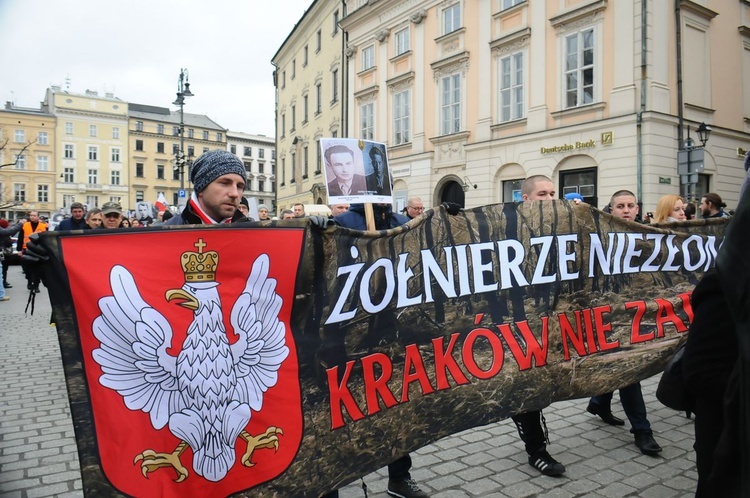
[172,68,194,191]
[696,122,712,148]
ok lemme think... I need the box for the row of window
[60,195,123,210]
[133,121,223,141]
[279,9,341,90]
[59,167,124,185]
[280,75,338,137]
[64,122,120,139]
[228,144,271,159]
[5,154,52,171]
[8,130,51,145]
[279,143,323,186]
[0,183,51,203]
[354,26,595,141]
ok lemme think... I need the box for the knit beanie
[191,150,246,194]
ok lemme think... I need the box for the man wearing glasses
[405,197,424,219]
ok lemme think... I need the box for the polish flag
[154,192,168,212]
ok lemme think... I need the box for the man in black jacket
[56,202,88,231]
[166,150,248,226]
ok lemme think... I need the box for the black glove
[441,201,462,216]
[308,215,333,229]
[22,233,49,263]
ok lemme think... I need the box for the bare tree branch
[0,138,36,169]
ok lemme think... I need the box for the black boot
[634,430,662,456]
[587,402,625,426]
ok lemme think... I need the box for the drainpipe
[342,0,348,137]
[637,0,647,202]
[675,0,685,149]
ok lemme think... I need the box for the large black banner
[42,201,726,497]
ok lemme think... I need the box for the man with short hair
[405,197,424,219]
[166,150,247,226]
[293,203,306,218]
[238,197,250,217]
[329,203,349,217]
[325,145,368,197]
[136,201,155,226]
[586,189,662,456]
[507,175,566,477]
[281,210,296,220]
[257,204,270,220]
[57,202,88,231]
[365,146,389,194]
[101,202,124,229]
[85,208,103,229]
[700,192,730,219]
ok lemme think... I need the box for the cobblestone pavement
[0,265,698,497]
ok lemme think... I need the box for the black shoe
[634,430,662,456]
[27,282,33,290]
[3,282,10,288]
[387,478,429,498]
[587,402,625,426]
[528,449,566,476]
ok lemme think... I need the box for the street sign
[678,149,705,175]
[178,189,187,198]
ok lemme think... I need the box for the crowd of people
[3,147,743,497]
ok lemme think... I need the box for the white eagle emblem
[91,240,289,483]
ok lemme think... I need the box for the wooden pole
[364,203,375,231]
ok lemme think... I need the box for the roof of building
[128,103,225,130]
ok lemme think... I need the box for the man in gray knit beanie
[166,149,248,225]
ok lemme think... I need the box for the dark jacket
[327,174,369,197]
[334,203,408,231]
[165,201,247,226]
[1,222,22,250]
[56,217,89,231]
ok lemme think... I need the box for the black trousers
[512,410,546,455]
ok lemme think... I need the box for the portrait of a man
[365,145,391,196]
[324,145,368,198]
[135,201,155,226]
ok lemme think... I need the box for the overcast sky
[0,0,313,137]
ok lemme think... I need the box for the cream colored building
[43,87,131,213]
[340,0,750,214]
[227,132,276,212]
[0,104,57,220]
[128,104,226,208]
[272,0,347,212]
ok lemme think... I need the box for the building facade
[0,103,57,220]
[227,132,277,212]
[128,104,226,208]
[273,0,348,212]
[339,0,750,213]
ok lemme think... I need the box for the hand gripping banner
[41,201,727,497]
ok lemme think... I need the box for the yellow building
[128,104,227,207]
[336,0,750,213]
[43,87,130,213]
[0,103,57,220]
[227,132,277,213]
[273,0,347,212]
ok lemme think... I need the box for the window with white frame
[333,10,339,35]
[173,126,180,136]
[37,185,49,203]
[362,45,375,71]
[14,129,25,143]
[88,146,98,161]
[316,29,322,52]
[64,144,74,159]
[316,83,322,114]
[88,169,98,185]
[303,95,309,123]
[442,3,461,35]
[63,167,74,183]
[63,195,75,208]
[281,157,286,184]
[303,45,308,66]
[503,0,524,9]
[203,130,209,140]
[37,155,49,171]
[86,195,99,208]
[157,124,164,134]
[136,191,144,202]
[360,102,374,140]
[111,147,121,162]
[14,183,25,202]
[292,59,296,79]
[303,145,309,178]
[65,122,73,135]
[89,124,98,137]
[217,132,223,142]
[188,129,194,139]
[15,154,26,169]
[500,51,524,122]
[157,165,164,179]
[135,121,143,132]
[332,69,339,102]
[112,127,120,139]
[441,74,461,135]
[564,28,595,108]
[291,105,296,131]
[395,28,410,56]
[258,148,265,159]
[111,170,121,185]
[394,89,410,145]
[37,131,49,145]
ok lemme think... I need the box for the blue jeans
[590,382,650,432]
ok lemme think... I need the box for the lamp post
[678,121,711,203]
[172,68,194,192]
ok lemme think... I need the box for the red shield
[62,228,304,498]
